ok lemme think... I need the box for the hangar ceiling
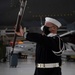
[0,0,75,27]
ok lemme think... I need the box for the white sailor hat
[45,17,62,28]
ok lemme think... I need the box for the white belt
[37,63,59,68]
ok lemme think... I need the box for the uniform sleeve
[26,33,45,43]
[24,33,51,44]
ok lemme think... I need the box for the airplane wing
[59,30,75,52]
[60,30,75,44]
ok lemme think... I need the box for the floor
[0,56,75,75]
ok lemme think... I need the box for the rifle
[11,0,27,54]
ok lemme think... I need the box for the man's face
[45,22,58,33]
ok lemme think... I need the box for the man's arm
[15,26,48,43]
[25,33,45,43]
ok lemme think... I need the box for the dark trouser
[34,67,61,75]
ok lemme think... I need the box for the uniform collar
[47,33,57,37]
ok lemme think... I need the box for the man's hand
[15,26,24,36]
